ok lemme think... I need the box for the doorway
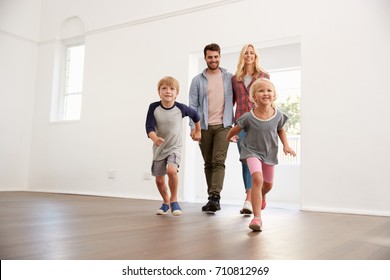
[183,39,301,209]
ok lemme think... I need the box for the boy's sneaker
[156,203,170,215]
[240,200,253,214]
[249,217,262,232]
[170,202,182,216]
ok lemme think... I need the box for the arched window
[51,16,85,122]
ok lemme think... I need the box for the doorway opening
[184,39,301,209]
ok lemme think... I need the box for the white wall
[300,0,390,216]
[1,0,390,216]
[0,0,41,190]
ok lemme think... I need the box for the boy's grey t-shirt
[237,109,288,165]
[145,101,200,161]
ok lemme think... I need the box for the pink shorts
[246,157,274,183]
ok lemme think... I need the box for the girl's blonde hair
[235,43,268,81]
[249,78,277,107]
[157,76,179,93]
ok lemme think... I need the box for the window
[270,68,301,135]
[269,67,301,164]
[51,38,85,122]
[62,43,85,120]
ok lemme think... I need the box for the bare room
[1,0,390,265]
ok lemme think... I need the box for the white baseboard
[301,206,390,217]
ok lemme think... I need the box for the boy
[145,76,201,215]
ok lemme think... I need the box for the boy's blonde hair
[157,76,179,93]
[249,78,277,107]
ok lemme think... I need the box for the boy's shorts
[151,153,180,177]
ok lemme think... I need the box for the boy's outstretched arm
[277,128,296,156]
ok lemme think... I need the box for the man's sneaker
[261,198,267,210]
[249,217,262,232]
[240,200,253,214]
[201,202,210,211]
[170,202,182,216]
[156,203,169,215]
[201,195,221,213]
[206,195,221,213]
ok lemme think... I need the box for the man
[189,43,234,213]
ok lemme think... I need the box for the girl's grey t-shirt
[237,109,288,165]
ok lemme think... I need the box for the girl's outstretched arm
[227,125,242,142]
[278,128,296,156]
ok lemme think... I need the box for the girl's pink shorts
[246,157,274,183]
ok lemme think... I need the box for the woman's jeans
[237,129,252,191]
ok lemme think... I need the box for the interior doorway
[183,38,301,209]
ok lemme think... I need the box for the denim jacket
[189,67,234,130]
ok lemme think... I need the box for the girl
[232,43,270,215]
[227,78,296,231]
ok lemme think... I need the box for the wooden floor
[0,191,389,260]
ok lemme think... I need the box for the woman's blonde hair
[157,76,179,93]
[235,44,268,81]
[249,78,277,107]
